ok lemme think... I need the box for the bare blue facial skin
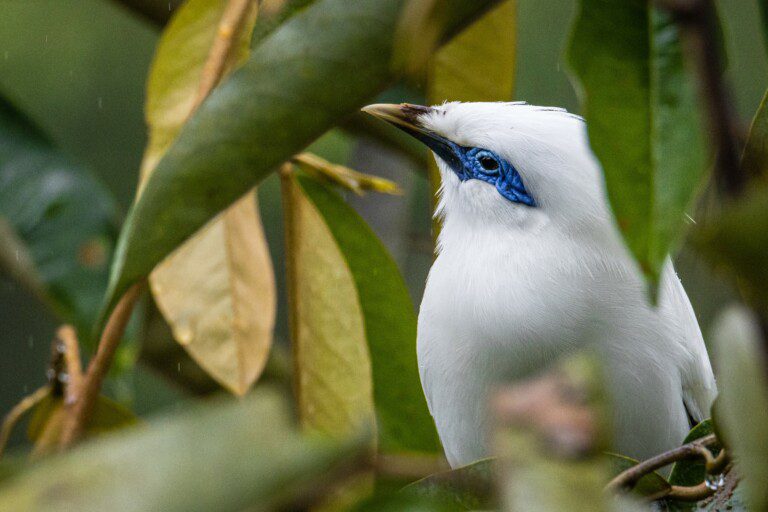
[392,121,536,207]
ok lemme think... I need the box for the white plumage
[365,101,717,468]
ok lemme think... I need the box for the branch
[58,282,145,448]
[656,0,746,196]
[0,386,51,459]
[55,325,83,406]
[606,434,719,494]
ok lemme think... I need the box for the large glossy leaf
[140,0,275,395]
[0,389,367,512]
[567,1,707,288]
[710,306,768,511]
[425,0,516,240]
[0,97,118,344]
[100,0,503,323]
[287,174,440,454]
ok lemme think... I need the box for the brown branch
[667,482,714,502]
[55,325,83,405]
[0,385,51,458]
[605,434,718,493]
[58,281,145,449]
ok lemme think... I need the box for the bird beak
[361,103,462,171]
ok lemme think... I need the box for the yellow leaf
[139,0,276,395]
[427,0,516,104]
[282,171,376,507]
[282,172,376,440]
[151,193,276,394]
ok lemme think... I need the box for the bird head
[362,102,611,237]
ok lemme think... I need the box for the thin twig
[605,434,718,493]
[668,482,714,502]
[0,386,51,458]
[192,0,255,111]
[58,282,145,448]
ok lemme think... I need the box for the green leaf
[742,89,768,180]
[288,173,440,454]
[710,306,768,511]
[668,419,718,488]
[25,394,138,456]
[0,96,118,343]
[349,491,455,512]
[0,389,368,512]
[758,0,768,56]
[694,186,768,313]
[99,0,503,326]
[567,1,707,289]
[606,453,670,499]
[405,458,495,510]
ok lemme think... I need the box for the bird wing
[662,262,717,424]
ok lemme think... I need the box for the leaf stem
[58,281,145,449]
[0,385,51,459]
[192,0,255,111]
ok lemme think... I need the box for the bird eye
[479,155,499,172]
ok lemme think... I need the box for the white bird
[362,101,717,468]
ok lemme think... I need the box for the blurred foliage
[0,389,368,512]
[0,96,118,346]
[711,307,768,511]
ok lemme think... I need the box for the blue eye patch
[428,136,536,207]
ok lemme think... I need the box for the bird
[362,101,717,468]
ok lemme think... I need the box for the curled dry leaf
[140,0,275,395]
[292,152,402,196]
